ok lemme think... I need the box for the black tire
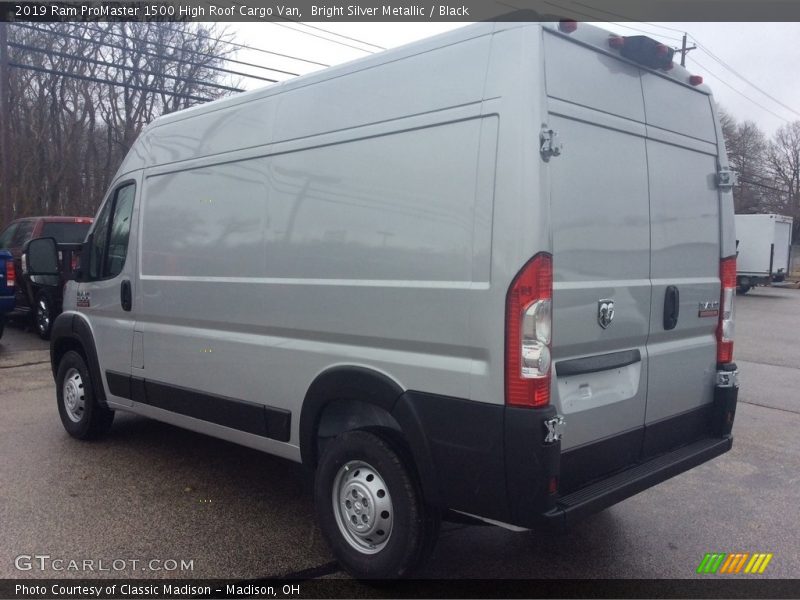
[56,350,114,440]
[736,284,750,295]
[315,429,439,579]
[34,290,54,340]
[0,316,5,340]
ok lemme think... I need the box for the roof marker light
[690,75,704,86]
[558,20,578,34]
[608,35,625,49]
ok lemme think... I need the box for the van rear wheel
[56,350,114,439]
[314,429,439,578]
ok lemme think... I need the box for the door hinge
[717,167,737,191]
[544,415,566,444]
[540,126,563,161]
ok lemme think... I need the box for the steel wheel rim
[63,368,86,423]
[332,460,394,554]
[37,298,50,334]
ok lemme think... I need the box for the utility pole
[0,22,9,229]
[679,33,697,67]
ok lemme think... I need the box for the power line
[287,22,386,51]
[155,12,330,68]
[269,21,375,53]
[205,0,379,54]
[9,41,245,93]
[639,21,692,35]
[8,62,213,102]
[687,55,792,123]
[12,23,279,83]
[554,2,684,41]
[547,5,800,122]
[603,21,683,43]
[77,22,301,78]
[690,36,800,119]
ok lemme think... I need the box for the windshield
[40,222,92,244]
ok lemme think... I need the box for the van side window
[105,185,135,278]
[88,182,135,280]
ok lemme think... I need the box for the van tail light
[5,260,14,287]
[717,256,736,364]
[506,253,553,408]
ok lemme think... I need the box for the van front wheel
[314,429,439,578]
[56,350,114,439]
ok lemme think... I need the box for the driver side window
[88,182,136,281]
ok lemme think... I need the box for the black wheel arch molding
[50,312,108,407]
[299,365,444,507]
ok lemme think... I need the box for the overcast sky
[228,22,800,138]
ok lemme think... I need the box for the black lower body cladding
[402,379,738,531]
[394,392,560,526]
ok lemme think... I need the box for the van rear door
[641,74,721,450]
[543,31,652,486]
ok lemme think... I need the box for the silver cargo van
[28,21,740,578]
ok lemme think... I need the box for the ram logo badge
[598,299,615,329]
[76,290,90,308]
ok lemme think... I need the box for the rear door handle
[120,279,132,312]
[663,285,679,330]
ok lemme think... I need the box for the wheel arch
[50,313,108,407]
[299,366,442,506]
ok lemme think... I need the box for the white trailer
[735,213,794,293]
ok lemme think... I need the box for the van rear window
[41,222,91,244]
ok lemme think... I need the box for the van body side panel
[478,26,549,410]
[138,116,495,447]
[146,35,492,167]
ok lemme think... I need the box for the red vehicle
[0,216,93,339]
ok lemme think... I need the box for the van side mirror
[24,237,59,276]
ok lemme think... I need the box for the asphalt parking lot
[1,286,799,582]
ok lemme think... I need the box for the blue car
[0,249,15,340]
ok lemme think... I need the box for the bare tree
[765,122,800,233]
[2,22,238,228]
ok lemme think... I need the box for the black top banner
[2,0,800,22]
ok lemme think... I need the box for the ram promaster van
[27,22,739,578]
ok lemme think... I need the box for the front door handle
[120,279,132,312]
[663,285,679,330]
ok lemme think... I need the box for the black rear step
[543,436,732,529]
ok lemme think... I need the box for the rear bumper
[539,435,731,530]
[403,368,738,531]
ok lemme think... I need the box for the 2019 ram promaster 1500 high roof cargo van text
[26,21,740,578]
